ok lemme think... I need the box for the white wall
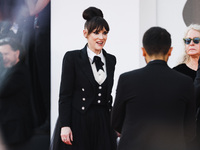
[156,0,187,67]
[139,0,157,67]
[51,0,188,135]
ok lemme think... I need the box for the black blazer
[0,61,33,145]
[111,60,196,150]
[59,45,116,127]
[194,59,200,112]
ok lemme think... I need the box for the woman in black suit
[51,7,117,150]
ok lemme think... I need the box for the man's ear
[16,50,20,59]
[141,47,147,57]
[167,47,173,56]
[83,29,88,38]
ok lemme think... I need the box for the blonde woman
[173,23,200,150]
[173,24,200,81]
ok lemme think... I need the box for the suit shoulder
[63,49,81,57]
[62,49,82,61]
[103,49,116,62]
[120,67,144,77]
[172,68,193,80]
[106,53,116,63]
[106,52,116,58]
[118,68,144,83]
[173,63,185,71]
[9,62,29,74]
[170,69,194,88]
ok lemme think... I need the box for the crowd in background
[0,0,50,150]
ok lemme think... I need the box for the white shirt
[87,47,107,85]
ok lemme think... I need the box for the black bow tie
[92,56,104,72]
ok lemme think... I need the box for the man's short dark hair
[142,27,171,56]
[0,37,25,60]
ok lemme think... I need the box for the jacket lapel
[77,45,115,89]
[103,50,115,93]
[78,45,96,86]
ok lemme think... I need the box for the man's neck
[146,55,168,64]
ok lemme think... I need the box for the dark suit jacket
[59,45,116,127]
[112,60,196,150]
[0,61,33,145]
[194,59,200,108]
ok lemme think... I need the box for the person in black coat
[194,57,200,150]
[50,7,117,150]
[173,24,200,150]
[173,24,200,82]
[25,0,51,133]
[111,27,196,150]
[0,37,33,150]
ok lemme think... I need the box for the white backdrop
[51,0,187,135]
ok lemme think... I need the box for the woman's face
[185,29,200,57]
[84,27,108,54]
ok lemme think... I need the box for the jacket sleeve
[184,79,196,142]
[194,57,200,108]
[108,55,117,110]
[59,52,75,127]
[111,74,126,133]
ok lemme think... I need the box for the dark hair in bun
[82,7,109,35]
[83,7,103,21]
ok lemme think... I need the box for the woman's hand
[61,126,73,145]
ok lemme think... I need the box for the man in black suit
[111,27,196,150]
[0,37,33,150]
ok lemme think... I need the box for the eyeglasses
[183,37,200,45]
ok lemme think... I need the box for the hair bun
[82,7,103,21]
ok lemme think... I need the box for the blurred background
[0,0,50,149]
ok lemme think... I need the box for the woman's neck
[186,56,199,71]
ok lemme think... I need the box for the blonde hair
[182,24,200,63]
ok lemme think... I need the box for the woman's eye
[93,31,99,34]
[103,31,108,35]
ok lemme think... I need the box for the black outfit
[51,45,117,150]
[112,60,196,150]
[174,63,200,150]
[0,61,33,148]
[194,58,200,144]
[173,63,196,81]
[30,2,50,132]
